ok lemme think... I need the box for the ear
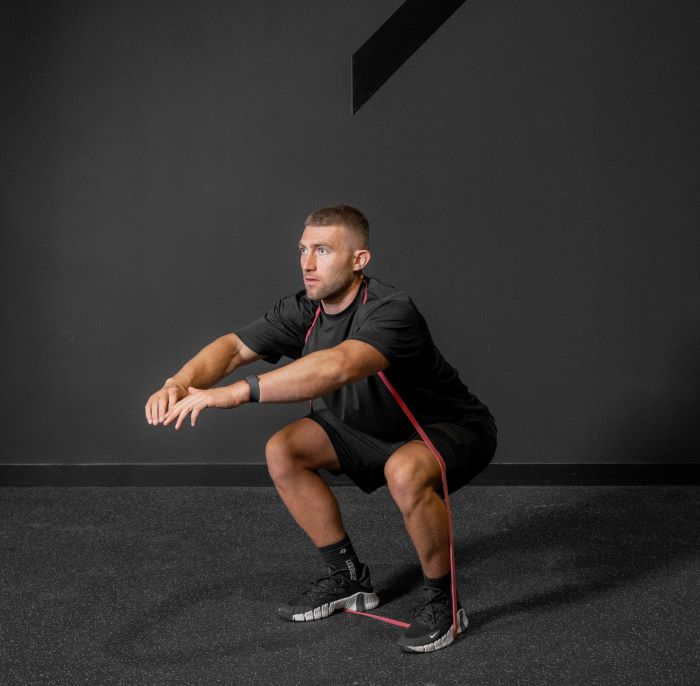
[353,248,371,272]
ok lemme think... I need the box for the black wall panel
[2,0,698,465]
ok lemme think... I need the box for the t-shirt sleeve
[235,292,313,363]
[348,299,427,364]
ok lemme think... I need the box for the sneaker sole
[284,591,380,622]
[399,608,469,653]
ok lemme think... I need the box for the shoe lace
[303,569,350,600]
[411,587,450,626]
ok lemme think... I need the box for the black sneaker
[398,586,468,653]
[278,564,379,622]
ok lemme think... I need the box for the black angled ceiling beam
[352,0,467,114]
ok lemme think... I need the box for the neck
[321,274,364,315]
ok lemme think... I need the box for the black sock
[319,535,361,580]
[423,572,451,594]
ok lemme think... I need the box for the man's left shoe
[398,586,468,653]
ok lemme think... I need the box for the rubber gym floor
[2,485,698,685]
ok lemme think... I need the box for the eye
[299,246,308,255]
[318,246,328,255]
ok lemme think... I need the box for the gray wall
[2,0,699,466]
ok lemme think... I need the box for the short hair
[304,204,370,248]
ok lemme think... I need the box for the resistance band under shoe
[278,564,379,622]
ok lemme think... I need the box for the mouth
[304,277,319,285]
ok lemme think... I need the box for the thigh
[415,423,497,495]
[307,409,401,493]
[269,417,342,472]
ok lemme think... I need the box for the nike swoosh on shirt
[430,631,440,639]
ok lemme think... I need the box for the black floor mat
[2,485,699,685]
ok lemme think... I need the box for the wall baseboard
[1,463,697,487]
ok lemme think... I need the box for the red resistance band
[304,282,459,638]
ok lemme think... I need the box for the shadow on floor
[457,487,698,633]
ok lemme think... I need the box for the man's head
[299,205,371,303]
[303,205,370,249]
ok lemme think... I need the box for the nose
[302,252,316,272]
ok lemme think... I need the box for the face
[298,224,367,302]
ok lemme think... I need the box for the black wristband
[245,375,260,403]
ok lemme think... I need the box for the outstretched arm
[161,340,389,430]
[257,339,389,402]
[145,333,263,425]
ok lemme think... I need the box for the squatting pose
[145,204,496,653]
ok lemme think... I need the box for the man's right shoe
[278,563,379,622]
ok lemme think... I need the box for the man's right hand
[145,379,189,425]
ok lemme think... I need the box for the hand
[162,384,247,430]
[145,379,189,426]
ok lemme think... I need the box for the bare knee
[265,429,301,484]
[384,452,435,517]
[265,419,339,485]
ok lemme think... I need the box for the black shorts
[307,408,497,495]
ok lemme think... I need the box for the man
[145,205,496,653]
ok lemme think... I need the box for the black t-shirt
[235,276,496,442]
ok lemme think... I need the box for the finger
[145,401,152,425]
[150,400,159,425]
[175,405,191,431]
[166,398,188,429]
[162,403,178,426]
[191,405,210,426]
[168,389,179,414]
[157,397,167,424]
[162,407,176,426]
